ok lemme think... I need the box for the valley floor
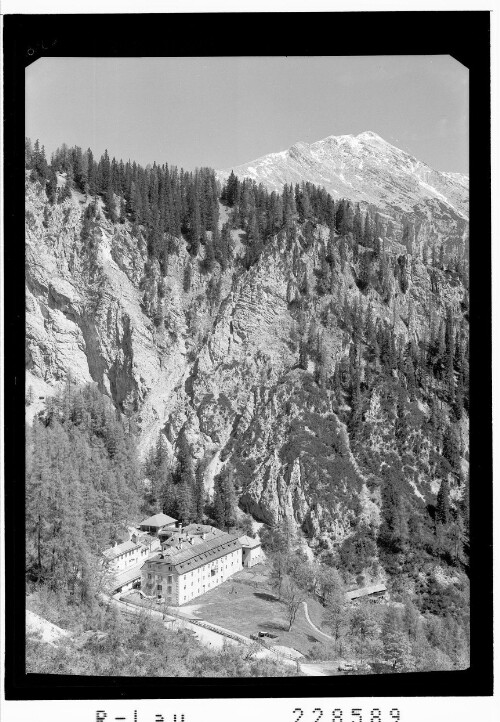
[123,562,330,659]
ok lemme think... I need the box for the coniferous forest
[25,138,470,676]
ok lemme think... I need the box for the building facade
[102,533,160,572]
[141,530,243,606]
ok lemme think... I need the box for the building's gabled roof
[238,535,261,549]
[144,532,242,575]
[139,513,177,528]
[346,583,387,600]
[103,539,140,561]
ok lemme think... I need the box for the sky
[26,55,469,174]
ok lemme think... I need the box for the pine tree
[359,248,373,289]
[222,171,239,207]
[379,465,408,552]
[157,459,176,518]
[202,232,216,273]
[348,365,362,435]
[363,212,374,249]
[174,430,196,523]
[222,471,237,530]
[443,425,461,478]
[31,139,49,183]
[436,478,450,526]
[45,168,58,205]
[213,476,225,529]
[176,477,193,524]
[194,463,206,523]
[353,205,363,245]
[105,182,117,223]
[86,148,97,196]
[212,470,237,530]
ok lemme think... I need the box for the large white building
[141,529,243,606]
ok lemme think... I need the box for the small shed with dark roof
[346,583,388,602]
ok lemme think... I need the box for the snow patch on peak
[357,131,384,141]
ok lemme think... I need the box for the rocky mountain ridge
[218,131,469,262]
[218,131,468,216]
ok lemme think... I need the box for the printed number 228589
[292,709,401,722]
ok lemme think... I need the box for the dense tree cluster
[221,170,389,271]
[26,379,142,602]
[143,430,206,525]
[261,520,468,670]
[26,137,222,274]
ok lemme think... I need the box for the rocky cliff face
[25,136,469,555]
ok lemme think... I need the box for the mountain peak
[356,130,385,142]
[218,131,468,220]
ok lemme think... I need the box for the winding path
[302,601,336,642]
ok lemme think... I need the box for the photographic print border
[3,9,492,701]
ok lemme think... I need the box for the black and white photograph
[1,8,493,714]
[22,52,472,679]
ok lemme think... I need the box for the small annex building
[141,530,243,606]
[102,533,160,573]
[238,535,264,568]
[102,525,164,594]
[346,583,388,602]
[138,513,177,535]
